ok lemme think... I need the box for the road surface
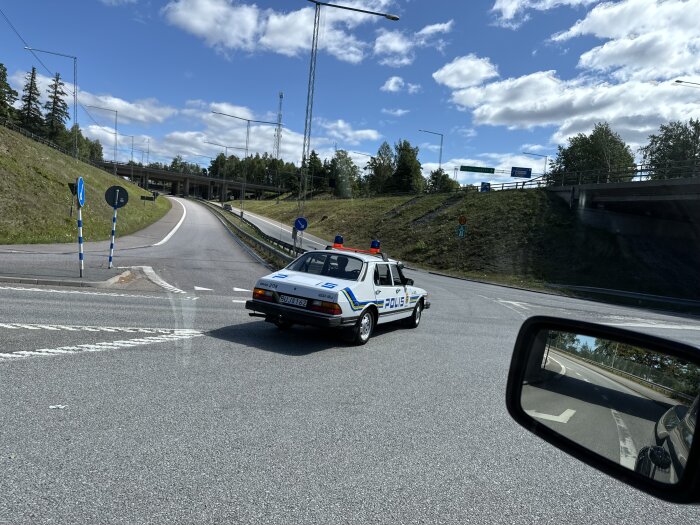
[1,197,699,524]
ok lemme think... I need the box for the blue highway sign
[76,177,85,207]
[294,217,308,231]
[510,167,532,178]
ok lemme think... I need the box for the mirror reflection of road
[521,350,672,470]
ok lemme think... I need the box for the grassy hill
[0,125,170,244]
[239,192,696,299]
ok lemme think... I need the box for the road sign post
[105,186,129,269]
[76,177,85,277]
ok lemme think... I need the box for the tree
[426,168,459,193]
[328,150,359,198]
[386,139,424,194]
[307,150,326,194]
[549,122,634,181]
[366,141,395,195]
[0,63,18,122]
[43,73,70,141]
[19,67,44,134]
[639,119,700,179]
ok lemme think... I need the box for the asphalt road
[1,198,700,524]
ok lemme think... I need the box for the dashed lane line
[0,323,201,334]
[0,285,171,300]
[610,409,638,469]
[0,330,203,362]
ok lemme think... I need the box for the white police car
[245,237,430,345]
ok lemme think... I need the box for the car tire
[352,309,374,345]
[404,300,423,329]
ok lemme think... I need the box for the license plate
[279,295,307,308]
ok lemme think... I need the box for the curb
[0,270,131,289]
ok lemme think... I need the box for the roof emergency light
[370,240,381,254]
[333,235,344,248]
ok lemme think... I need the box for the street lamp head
[385,13,400,21]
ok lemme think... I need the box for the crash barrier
[200,201,301,265]
[552,348,695,403]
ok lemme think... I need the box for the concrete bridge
[96,161,283,200]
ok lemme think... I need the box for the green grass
[0,126,171,244]
[237,192,695,300]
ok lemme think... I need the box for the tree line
[0,63,104,162]
[549,120,700,181]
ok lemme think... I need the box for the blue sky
[2,0,700,186]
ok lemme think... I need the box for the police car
[245,237,430,345]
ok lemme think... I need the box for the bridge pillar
[171,182,178,195]
[184,178,190,197]
[208,182,212,200]
[221,184,228,202]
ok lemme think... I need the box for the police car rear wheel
[353,310,374,345]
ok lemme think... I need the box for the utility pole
[274,92,284,203]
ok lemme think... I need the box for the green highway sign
[460,165,495,174]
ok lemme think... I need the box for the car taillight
[309,300,342,315]
[253,288,275,302]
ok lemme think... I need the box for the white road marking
[0,323,196,334]
[194,286,213,291]
[233,287,251,292]
[605,321,700,331]
[153,198,186,246]
[130,266,186,294]
[497,300,531,310]
[232,299,246,304]
[548,356,567,378]
[610,409,638,469]
[0,285,169,300]
[525,409,576,423]
[0,330,203,362]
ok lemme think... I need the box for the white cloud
[491,0,596,26]
[552,0,700,81]
[407,83,422,94]
[380,76,405,92]
[9,70,176,125]
[381,108,410,117]
[162,0,395,64]
[317,119,381,145]
[373,19,454,67]
[379,76,421,94]
[433,54,499,89]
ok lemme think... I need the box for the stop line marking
[0,330,203,362]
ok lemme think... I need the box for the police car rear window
[287,253,364,281]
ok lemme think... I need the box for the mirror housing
[506,316,700,503]
[404,278,414,286]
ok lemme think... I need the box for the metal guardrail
[554,348,695,403]
[200,201,304,265]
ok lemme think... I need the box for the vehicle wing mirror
[404,278,414,286]
[506,316,700,503]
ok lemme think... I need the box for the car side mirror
[404,278,414,286]
[506,316,700,503]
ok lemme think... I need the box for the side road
[0,197,186,286]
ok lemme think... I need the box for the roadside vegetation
[0,125,170,244]
[238,189,698,301]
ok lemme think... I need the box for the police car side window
[390,265,402,285]
[375,264,392,286]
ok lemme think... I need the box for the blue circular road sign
[294,217,308,231]
[76,177,85,207]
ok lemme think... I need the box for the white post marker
[108,189,118,269]
[104,186,129,269]
[76,177,85,278]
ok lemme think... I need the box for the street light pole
[300,0,399,216]
[418,129,444,171]
[25,47,78,159]
[211,111,278,219]
[522,151,550,180]
[675,79,700,88]
[86,105,118,176]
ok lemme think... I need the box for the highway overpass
[96,160,284,200]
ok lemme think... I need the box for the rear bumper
[245,300,358,328]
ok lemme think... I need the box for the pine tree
[0,63,19,121]
[19,67,43,134]
[43,72,70,141]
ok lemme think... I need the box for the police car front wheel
[404,300,422,329]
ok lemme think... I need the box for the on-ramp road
[1,197,699,524]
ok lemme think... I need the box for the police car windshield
[287,252,364,281]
